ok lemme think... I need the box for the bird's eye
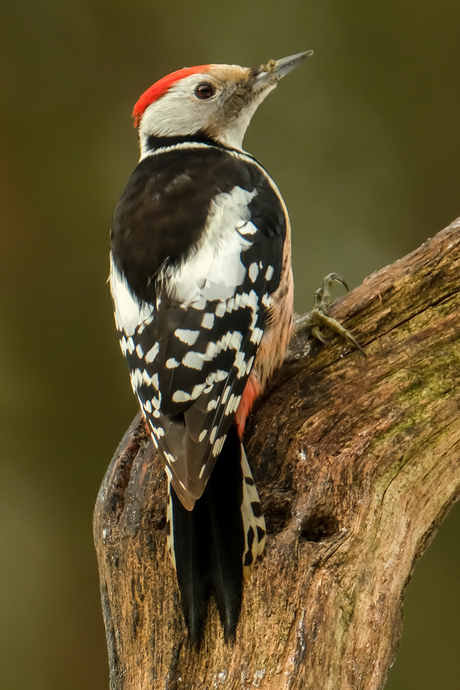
[194,83,215,100]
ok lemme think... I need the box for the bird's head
[133,51,313,155]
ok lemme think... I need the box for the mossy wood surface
[94,219,460,690]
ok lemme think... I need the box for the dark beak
[253,50,313,90]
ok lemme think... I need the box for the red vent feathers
[132,65,211,126]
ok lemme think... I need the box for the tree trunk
[94,218,460,690]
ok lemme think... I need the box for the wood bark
[94,218,460,690]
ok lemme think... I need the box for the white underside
[109,255,153,336]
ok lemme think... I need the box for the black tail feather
[169,487,212,644]
[205,426,245,639]
[170,426,245,642]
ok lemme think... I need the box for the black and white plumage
[111,143,284,506]
[109,52,311,641]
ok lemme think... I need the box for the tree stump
[94,218,460,690]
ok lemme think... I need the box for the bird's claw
[295,273,365,355]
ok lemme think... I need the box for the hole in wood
[299,512,340,542]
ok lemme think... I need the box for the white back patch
[164,186,258,305]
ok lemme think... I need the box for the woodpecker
[109,51,312,642]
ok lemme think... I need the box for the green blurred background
[1,1,459,688]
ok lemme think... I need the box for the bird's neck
[138,130,245,159]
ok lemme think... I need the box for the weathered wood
[94,218,460,690]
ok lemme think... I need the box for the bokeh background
[1,2,459,688]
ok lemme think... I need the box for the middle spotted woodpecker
[109,51,312,642]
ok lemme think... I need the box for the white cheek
[140,79,219,140]
[141,97,195,137]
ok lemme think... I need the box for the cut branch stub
[94,218,460,690]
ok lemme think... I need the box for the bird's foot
[295,272,365,355]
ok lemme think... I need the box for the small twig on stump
[94,218,460,690]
